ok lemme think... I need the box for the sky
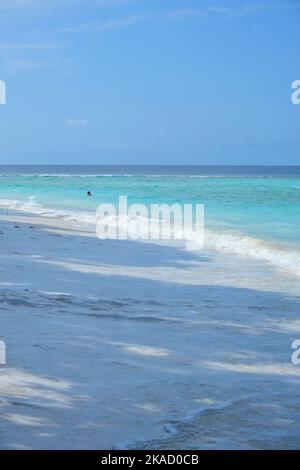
[0,0,299,165]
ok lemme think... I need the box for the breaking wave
[1,197,300,276]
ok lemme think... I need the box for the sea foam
[1,197,300,277]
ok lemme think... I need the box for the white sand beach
[0,210,300,449]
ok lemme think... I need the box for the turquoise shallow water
[0,167,300,249]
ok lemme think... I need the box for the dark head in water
[87,191,92,196]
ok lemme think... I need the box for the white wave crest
[1,197,300,276]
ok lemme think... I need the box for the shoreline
[1,205,300,278]
[0,210,300,449]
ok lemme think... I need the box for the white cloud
[0,42,67,74]
[168,9,206,20]
[169,5,255,21]
[66,117,88,128]
[0,42,60,52]
[2,58,71,72]
[0,0,135,10]
[0,0,50,9]
[63,12,153,33]
[63,5,257,34]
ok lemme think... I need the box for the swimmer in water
[87,191,92,196]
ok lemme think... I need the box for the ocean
[1,165,300,450]
[0,165,300,276]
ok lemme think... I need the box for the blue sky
[0,0,299,165]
